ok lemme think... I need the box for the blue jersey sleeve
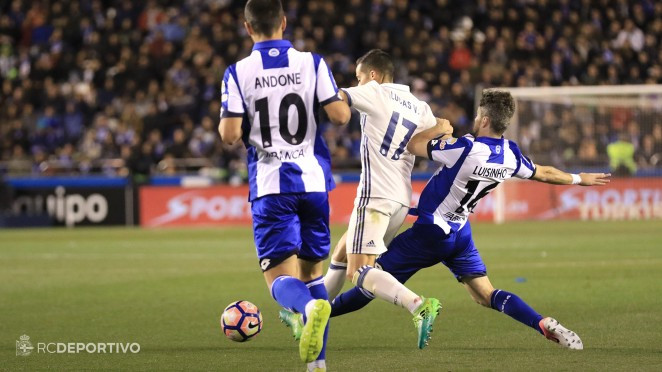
[509,140,536,179]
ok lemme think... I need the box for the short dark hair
[356,49,395,80]
[245,0,284,36]
[479,89,515,134]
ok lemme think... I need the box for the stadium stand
[1,0,661,180]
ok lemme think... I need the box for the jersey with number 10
[220,40,341,201]
[342,81,437,206]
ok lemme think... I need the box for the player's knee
[349,265,372,286]
[347,267,364,283]
[469,289,492,307]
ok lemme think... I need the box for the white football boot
[539,317,583,350]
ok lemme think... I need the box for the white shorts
[345,197,409,255]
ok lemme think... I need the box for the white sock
[304,299,317,320]
[324,260,347,300]
[307,359,326,371]
[407,296,424,314]
[358,267,422,315]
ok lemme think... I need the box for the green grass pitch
[1,221,661,371]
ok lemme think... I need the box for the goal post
[474,84,662,223]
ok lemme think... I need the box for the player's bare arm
[531,164,611,186]
[406,118,453,157]
[323,99,351,126]
[218,117,243,145]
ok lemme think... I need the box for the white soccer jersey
[220,39,341,201]
[416,134,536,234]
[342,81,437,206]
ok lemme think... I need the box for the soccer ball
[221,300,263,342]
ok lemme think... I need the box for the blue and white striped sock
[306,276,329,361]
[324,260,347,300]
[490,289,544,334]
[270,275,314,315]
[330,286,375,317]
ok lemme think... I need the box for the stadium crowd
[1,0,661,180]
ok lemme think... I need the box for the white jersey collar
[382,83,410,92]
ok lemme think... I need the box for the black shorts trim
[457,272,487,283]
[259,252,297,272]
[259,252,329,272]
[297,254,328,263]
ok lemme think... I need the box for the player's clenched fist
[434,117,453,136]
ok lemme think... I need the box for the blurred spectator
[449,39,472,71]
[613,19,645,52]
[128,142,156,176]
[607,134,637,176]
[63,102,84,142]
[7,145,30,175]
[189,117,217,158]
[166,128,190,159]
[578,139,602,166]
[636,137,661,169]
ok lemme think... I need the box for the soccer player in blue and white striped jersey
[218,1,350,369]
[330,89,610,350]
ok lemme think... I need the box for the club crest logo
[16,335,34,356]
[433,137,457,150]
[268,48,280,57]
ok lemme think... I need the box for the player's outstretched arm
[531,164,611,186]
[219,117,243,145]
[407,118,453,157]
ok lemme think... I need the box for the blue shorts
[251,192,330,271]
[376,221,486,283]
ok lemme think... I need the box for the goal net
[474,85,662,223]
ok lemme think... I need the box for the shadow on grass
[142,345,295,353]
[333,345,662,353]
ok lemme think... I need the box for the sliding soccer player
[331,89,610,350]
